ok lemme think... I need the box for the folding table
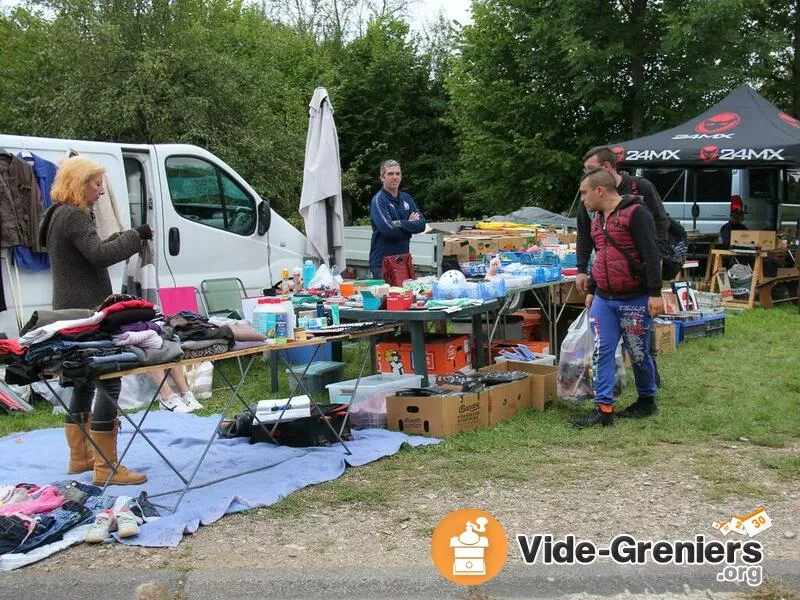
[339,302,499,387]
[41,324,396,512]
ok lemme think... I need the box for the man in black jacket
[576,146,669,296]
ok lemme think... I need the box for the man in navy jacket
[369,160,426,277]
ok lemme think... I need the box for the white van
[637,167,798,233]
[0,134,308,336]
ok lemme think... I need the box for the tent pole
[691,169,699,231]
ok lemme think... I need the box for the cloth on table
[182,343,230,359]
[19,309,95,337]
[112,330,163,349]
[118,321,163,334]
[127,340,184,366]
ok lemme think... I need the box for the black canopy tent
[609,84,800,228]
[611,84,800,168]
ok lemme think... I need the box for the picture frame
[671,281,698,311]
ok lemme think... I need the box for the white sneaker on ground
[115,508,140,538]
[159,393,192,413]
[86,509,116,543]
[181,390,203,411]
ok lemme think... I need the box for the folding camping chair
[200,278,248,319]
[157,286,206,316]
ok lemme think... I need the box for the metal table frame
[42,326,395,513]
[340,301,499,387]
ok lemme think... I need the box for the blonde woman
[39,156,152,485]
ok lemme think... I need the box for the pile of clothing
[0,295,267,389]
[1,295,183,387]
[0,481,159,560]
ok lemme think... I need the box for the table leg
[748,255,762,309]
[409,321,429,387]
[472,312,486,369]
[270,351,279,394]
[710,254,722,293]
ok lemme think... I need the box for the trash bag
[557,310,594,405]
[557,309,626,406]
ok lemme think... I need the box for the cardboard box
[480,361,557,411]
[651,322,676,355]
[467,237,501,260]
[483,377,529,425]
[385,391,489,437]
[551,282,587,305]
[731,230,777,250]
[776,267,800,279]
[443,237,470,263]
[376,335,471,375]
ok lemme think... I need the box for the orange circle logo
[431,508,508,586]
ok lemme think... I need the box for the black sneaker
[617,397,659,419]
[571,408,614,429]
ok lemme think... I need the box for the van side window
[748,169,779,201]
[642,169,685,202]
[165,157,256,235]
[690,170,732,202]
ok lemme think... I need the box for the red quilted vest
[590,203,645,294]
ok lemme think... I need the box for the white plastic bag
[185,361,213,399]
[308,264,335,290]
[118,374,159,410]
[557,310,594,405]
[557,309,626,406]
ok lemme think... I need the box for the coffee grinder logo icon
[431,508,508,586]
[451,517,489,575]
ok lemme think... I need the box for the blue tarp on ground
[0,411,439,550]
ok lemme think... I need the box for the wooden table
[708,249,799,309]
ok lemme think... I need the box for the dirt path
[24,442,799,575]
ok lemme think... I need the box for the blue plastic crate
[674,314,726,343]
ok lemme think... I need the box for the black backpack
[629,177,688,280]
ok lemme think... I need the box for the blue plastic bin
[278,342,332,365]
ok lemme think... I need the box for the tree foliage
[1,0,798,223]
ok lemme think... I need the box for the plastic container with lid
[302,259,317,290]
[252,298,286,339]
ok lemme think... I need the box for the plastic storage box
[278,342,332,365]
[286,361,345,396]
[326,373,424,429]
[674,314,726,343]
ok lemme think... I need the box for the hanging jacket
[0,154,46,252]
[587,195,663,299]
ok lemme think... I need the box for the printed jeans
[589,294,657,405]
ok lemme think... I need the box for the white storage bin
[326,374,424,429]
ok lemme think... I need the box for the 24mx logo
[624,149,680,161]
[719,148,785,161]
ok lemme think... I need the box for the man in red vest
[573,169,664,428]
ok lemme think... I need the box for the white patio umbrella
[298,86,346,269]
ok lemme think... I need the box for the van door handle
[168,227,180,256]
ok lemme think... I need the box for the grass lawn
[2,305,799,505]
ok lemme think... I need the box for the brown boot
[90,420,147,486]
[65,414,94,474]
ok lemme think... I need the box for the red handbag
[381,254,416,287]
